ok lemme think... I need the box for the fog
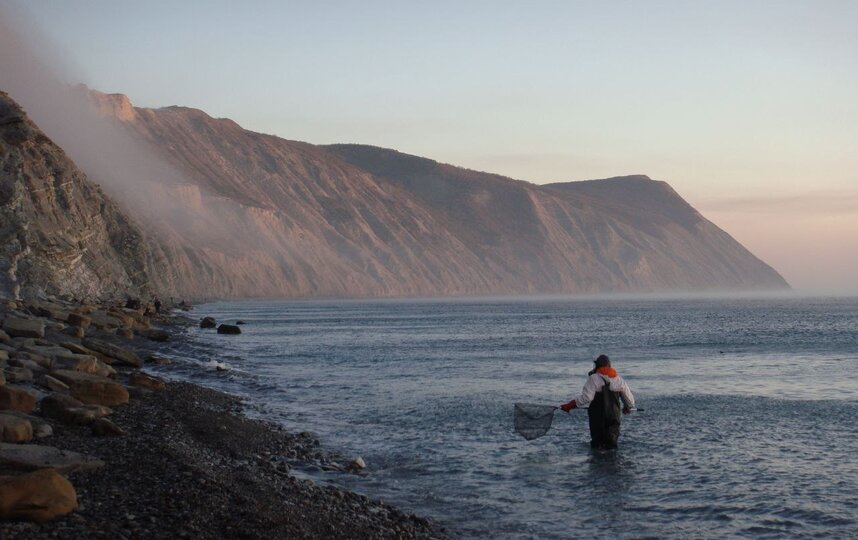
[0,7,251,258]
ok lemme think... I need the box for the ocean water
[156,296,858,538]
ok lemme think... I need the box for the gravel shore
[0,299,445,539]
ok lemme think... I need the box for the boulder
[142,328,170,342]
[0,443,104,474]
[349,456,367,471]
[236,320,246,325]
[65,312,91,330]
[0,414,32,443]
[147,354,172,365]
[0,329,9,344]
[63,326,86,338]
[11,351,51,370]
[0,371,4,386]
[7,357,44,373]
[1,412,51,439]
[32,302,70,322]
[2,317,44,339]
[54,355,115,379]
[88,311,124,330]
[0,350,8,362]
[0,469,78,522]
[129,371,166,391]
[0,386,36,413]
[4,367,33,384]
[91,418,125,437]
[37,375,69,393]
[81,339,142,367]
[40,394,111,425]
[200,316,217,329]
[49,370,129,407]
[59,342,92,356]
[115,328,134,339]
[217,324,241,335]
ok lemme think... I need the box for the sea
[154,295,858,539]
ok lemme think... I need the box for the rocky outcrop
[0,91,152,301]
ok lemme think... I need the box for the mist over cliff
[0,11,787,300]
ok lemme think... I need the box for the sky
[4,1,857,293]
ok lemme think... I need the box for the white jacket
[576,372,635,409]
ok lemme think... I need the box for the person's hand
[560,400,577,413]
[622,405,632,415]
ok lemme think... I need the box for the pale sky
[6,1,858,293]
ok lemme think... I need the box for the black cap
[594,354,611,368]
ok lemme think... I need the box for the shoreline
[0,298,444,538]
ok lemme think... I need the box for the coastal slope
[0,88,789,300]
[0,91,151,300]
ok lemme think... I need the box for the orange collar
[596,366,618,378]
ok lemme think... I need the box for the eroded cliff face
[0,91,150,300]
[1,87,788,300]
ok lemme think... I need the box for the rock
[4,367,33,384]
[0,413,33,443]
[349,457,366,471]
[65,312,91,330]
[40,319,65,331]
[1,412,52,439]
[55,356,116,379]
[142,328,170,342]
[37,375,69,393]
[91,418,125,437]
[217,324,241,335]
[0,386,37,413]
[88,310,125,329]
[32,302,70,322]
[63,326,86,338]
[0,350,7,362]
[0,371,5,386]
[81,338,142,367]
[12,350,52,369]
[147,354,172,365]
[0,329,9,344]
[129,371,166,391]
[40,393,111,425]
[0,469,78,522]
[236,320,246,325]
[7,357,44,373]
[49,370,129,407]
[59,342,90,355]
[200,316,217,329]
[115,328,134,339]
[2,317,45,339]
[0,443,104,474]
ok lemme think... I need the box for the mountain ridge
[0,88,789,300]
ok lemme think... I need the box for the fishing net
[514,403,558,440]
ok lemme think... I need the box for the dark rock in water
[200,317,216,329]
[217,324,241,335]
[236,320,246,325]
[143,328,170,342]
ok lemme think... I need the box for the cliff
[0,91,150,300]
[0,89,788,300]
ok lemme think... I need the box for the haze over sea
[158,296,858,538]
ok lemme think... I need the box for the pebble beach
[0,297,443,539]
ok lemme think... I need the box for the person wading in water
[559,355,635,449]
